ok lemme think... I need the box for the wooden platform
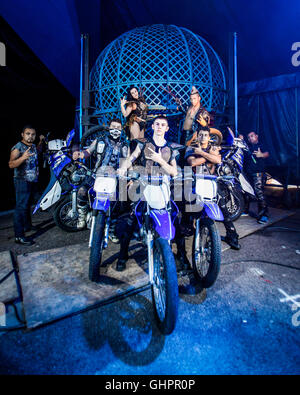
[0,251,18,303]
[12,207,294,330]
[17,243,149,329]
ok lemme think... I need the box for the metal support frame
[79,34,90,140]
[233,32,238,136]
[89,25,228,142]
[296,86,300,204]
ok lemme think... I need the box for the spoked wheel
[192,218,221,288]
[151,238,178,335]
[80,125,108,148]
[53,197,80,232]
[89,213,106,282]
[225,188,245,222]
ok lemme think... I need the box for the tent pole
[257,94,260,132]
[83,34,90,139]
[234,32,238,136]
[79,34,84,141]
[296,86,299,204]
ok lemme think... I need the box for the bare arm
[146,148,178,177]
[9,148,33,169]
[254,148,269,159]
[120,97,136,118]
[73,139,96,160]
[159,158,178,177]
[118,144,142,174]
[193,146,221,164]
[187,155,207,168]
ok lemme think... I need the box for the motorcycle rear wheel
[225,188,245,222]
[53,197,81,232]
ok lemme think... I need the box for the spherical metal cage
[90,24,227,141]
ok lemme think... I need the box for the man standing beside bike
[243,131,270,224]
[185,124,241,250]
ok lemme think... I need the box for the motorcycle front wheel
[151,238,178,335]
[53,197,80,232]
[89,212,106,282]
[192,218,221,288]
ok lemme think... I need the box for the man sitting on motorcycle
[116,115,190,272]
[185,126,241,250]
[72,118,129,233]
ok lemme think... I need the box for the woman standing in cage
[120,85,148,140]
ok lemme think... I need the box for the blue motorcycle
[88,172,179,335]
[33,130,92,231]
[217,128,255,221]
[184,171,223,288]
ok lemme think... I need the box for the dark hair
[153,115,168,124]
[22,124,35,134]
[247,131,258,136]
[109,117,122,127]
[197,125,210,134]
[126,85,139,102]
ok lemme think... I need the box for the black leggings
[217,181,238,235]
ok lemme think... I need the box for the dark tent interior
[0,0,299,210]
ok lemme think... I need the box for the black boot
[116,217,135,272]
[15,236,34,246]
[223,230,241,250]
[177,252,191,274]
[116,258,127,272]
[222,219,241,250]
[175,234,190,274]
[116,240,129,271]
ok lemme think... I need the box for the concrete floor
[0,208,299,375]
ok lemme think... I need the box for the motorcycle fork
[88,209,110,249]
[195,218,201,254]
[103,207,111,249]
[88,211,97,248]
[145,205,154,285]
[71,189,77,217]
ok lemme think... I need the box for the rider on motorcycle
[72,118,129,231]
[185,126,241,250]
[116,115,190,272]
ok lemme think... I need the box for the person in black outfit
[72,118,129,234]
[9,125,45,245]
[116,115,190,272]
[120,86,148,140]
[243,131,270,223]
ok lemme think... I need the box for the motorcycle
[216,128,255,221]
[88,172,179,335]
[184,171,223,288]
[33,130,92,231]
